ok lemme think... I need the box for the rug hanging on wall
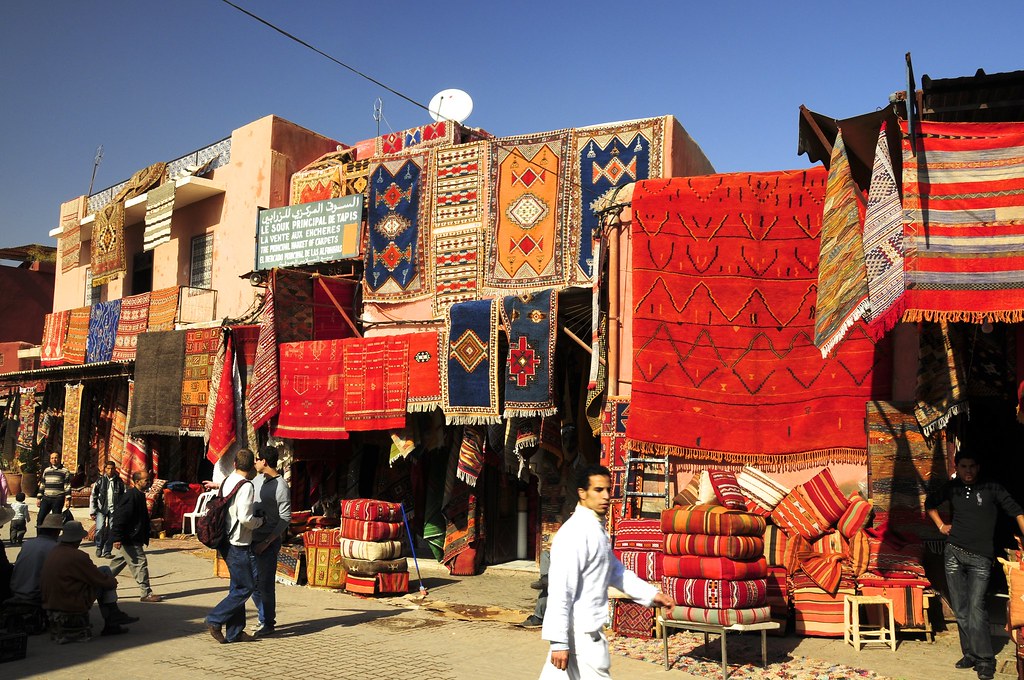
[862,122,905,339]
[569,116,666,285]
[85,299,122,364]
[342,336,409,431]
[62,384,83,469]
[40,310,71,367]
[206,333,236,462]
[374,120,459,156]
[441,299,501,425]
[363,150,432,303]
[600,396,630,468]
[108,380,129,468]
[902,120,1024,322]
[129,330,186,436]
[501,288,557,417]
[273,339,348,439]
[401,330,442,412]
[914,321,967,436]
[63,307,91,365]
[59,196,86,273]
[290,149,352,205]
[143,181,175,251]
[111,292,151,363]
[626,169,891,471]
[91,201,127,286]
[181,327,219,435]
[247,282,280,430]
[341,159,370,198]
[485,130,570,293]
[122,381,147,482]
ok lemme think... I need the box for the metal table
[658,613,779,678]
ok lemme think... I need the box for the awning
[0,361,133,388]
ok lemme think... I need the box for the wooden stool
[843,594,896,652]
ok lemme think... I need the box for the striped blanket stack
[337,499,409,596]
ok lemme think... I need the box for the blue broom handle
[399,503,425,588]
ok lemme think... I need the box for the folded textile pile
[337,499,409,596]
[610,518,663,638]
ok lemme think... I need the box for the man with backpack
[204,448,264,644]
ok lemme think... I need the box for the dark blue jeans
[251,538,280,628]
[945,543,994,669]
[206,544,257,642]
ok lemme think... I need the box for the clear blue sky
[2,1,1021,250]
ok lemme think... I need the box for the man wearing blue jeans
[250,446,290,638]
[927,451,1024,680]
[206,449,263,644]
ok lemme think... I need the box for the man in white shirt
[205,448,263,643]
[540,464,674,679]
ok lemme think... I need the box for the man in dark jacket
[90,461,126,558]
[110,470,163,602]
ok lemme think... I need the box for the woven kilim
[814,130,870,357]
[485,130,570,292]
[627,170,891,471]
[274,268,314,343]
[661,576,768,609]
[661,505,767,537]
[312,275,357,340]
[291,165,341,205]
[501,289,557,417]
[663,534,764,560]
[902,120,1024,322]
[340,336,409,431]
[273,340,347,439]
[456,425,486,486]
[59,196,86,273]
[63,383,83,469]
[337,517,403,542]
[147,286,179,331]
[375,120,458,156]
[600,396,629,467]
[441,299,501,424]
[129,330,186,436]
[143,181,175,251]
[85,299,121,364]
[863,122,906,339]
[276,545,306,586]
[15,392,37,454]
[915,321,966,435]
[663,605,772,626]
[341,159,370,198]
[40,310,71,367]
[108,380,129,469]
[661,555,769,580]
[181,327,219,435]
[614,518,664,551]
[401,331,442,412]
[206,333,236,462]
[247,283,280,430]
[614,550,664,581]
[111,292,151,362]
[122,381,147,481]
[432,225,483,317]
[569,117,665,284]
[339,499,403,522]
[612,599,656,639]
[364,151,432,302]
[91,202,126,286]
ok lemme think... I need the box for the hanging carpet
[341,336,409,431]
[63,307,91,365]
[108,380,129,469]
[375,120,459,156]
[289,148,352,205]
[181,327,219,435]
[441,299,501,425]
[902,120,1024,323]
[144,181,175,251]
[59,196,86,273]
[206,332,236,462]
[62,384,83,469]
[401,330,442,412]
[129,330,186,436]
[40,310,71,367]
[247,282,280,430]
[312,275,357,340]
[86,299,121,364]
[626,169,891,471]
[341,158,370,198]
[501,288,558,418]
[15,392,38,454]
[91,162,166,285]
[122,381,147,482]
[147,286,179,331]
[862,122,905,339]
[914,321,967,436]
[111,292,151,362]
[273,339,348,439]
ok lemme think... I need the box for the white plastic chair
[182,490,217,535]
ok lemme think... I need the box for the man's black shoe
[100,625,127,636]
[529,578,548,590]
[955,656,976,670]
[517,615,543,628]
[975,664,995,680]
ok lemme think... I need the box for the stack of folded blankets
[660,500,771,628]
[338,499,409,596]
[611,517,664,638]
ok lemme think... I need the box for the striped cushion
[664,604,772,626]
[708,470,745,510]
[614,518,664,552]
[337,538,404,561]
[765,567,790,619]
[736,466,789,513]
[791,572,856,592]
[810,531,846,557]
[614,550,664,581]
[770,487,830,540]
[376,571,409,594]
[342,557,408,576]
[345,573,377,595]
[799,554,843,595]
[338,517,404,542]
[744,498,771,518]
[339,498,403,522]
[696,471,719,504]
[661,576,768,609]
[800,467,850,526]
[836,495,872,538]
[674,474,702,506]
[763,523,811,572]
[866,535,927,578]
[856,573,931,627]
[664,534,764,559]
[661,505,766,536]
[847,529,870,576]
[792,587,853,637]
[662,555,768,580]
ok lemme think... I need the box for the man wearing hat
[41,520,138,637]
[8,512,63,607]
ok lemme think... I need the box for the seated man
[40,520,139,641]
[8,514,63,607]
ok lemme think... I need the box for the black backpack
[196,480,251,550]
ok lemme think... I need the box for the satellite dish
[428,89,473,124]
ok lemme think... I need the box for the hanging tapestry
[111,292,151,362]
[457,425,486,486]
[430,141,490,316]
[108,381,129,469]
[15,392,38,454]
[289,148,352,205]
[313,275,357,340]
[273,339,347,439]
[341,159,370,198]
[122,381,146,482]
[91,202,127,286]
[626,169,891,471]
[862,122,905,339]
[85,299,122,363]
[341,336,409,431]
[485,130,570,292]
[501,288,558,417]
[902,120,1024,323]
[814,130,870,357]
[147,286,179,331]
[914,321,966,436]
[364,150,432,302]
[59,196,86,273]
[274,268,314,343]
[129,330,186,436]
[40,310,71,367]
[247,284,280,430]
[401,330,442,412]
[205,331,234,461]
[143,181,175,251]
[181,327,219,435]
[62,307,91,365]
[441,299,501,425]
[569,117,665,285]
[61,384,82,469]
[600,396,630,468]
[375,120,459,156]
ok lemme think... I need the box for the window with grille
[84,268,102,306]
[190,233,213,288]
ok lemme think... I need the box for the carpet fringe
[503,406,559,419]
[817,298,871,358]
[407,402,441,414]
[455,469,478,486]
[866,298,907,341]
[445,414,502,426]
[624,438,866,472]
[920,401,967,437]
[902,307,1024,324]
